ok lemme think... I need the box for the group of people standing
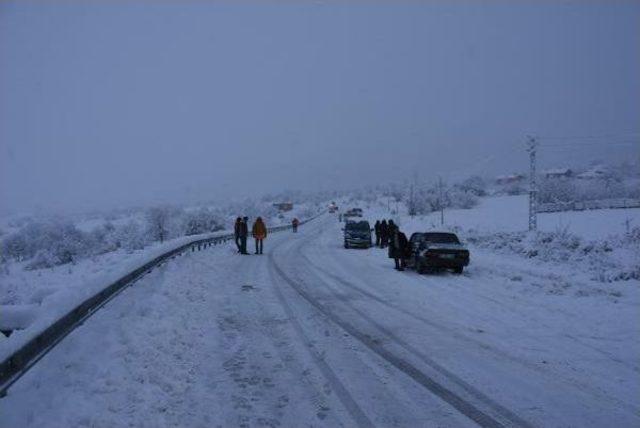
[374,219,410,271]
[233,217,301,255]
[234,216,267,255]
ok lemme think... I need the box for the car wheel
[344,242,349,249]
[453,267,464,274]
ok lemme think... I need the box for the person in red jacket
[292,218,299,233]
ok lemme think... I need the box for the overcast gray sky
[1,0,639,215]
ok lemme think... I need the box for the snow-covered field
[361,194,640,240]
[1,214,637,427]
[349,194,640,284]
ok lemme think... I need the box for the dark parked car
[343,220,373,249]
[406,232,470,274]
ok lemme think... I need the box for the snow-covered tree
[145,205,181,243]
[182,208,224,236]
[457,175,487,196]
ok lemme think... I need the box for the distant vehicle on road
[406,232,470,274]
[342,208,363,221]
[343,220,373,249]
[328,202,338,213]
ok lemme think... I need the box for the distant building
[542,168,573,179]
[577,166,610,180]
[273,202,293,212]
[495,174,525,185]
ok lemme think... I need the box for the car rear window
[422,233,460,243]
[347,221,370,231]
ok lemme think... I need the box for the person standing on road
[292,218,299,233]
[388,221,407,270]
[380,220,388,248]
[234,217,242,253]
[239,217,249,254]
[252,217,267,254]
[374,220,381,247]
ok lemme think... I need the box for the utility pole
[408,182,415,217]
[438,176,444,226]
[527,136,538,231]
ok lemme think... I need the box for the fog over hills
[1,1,639,215]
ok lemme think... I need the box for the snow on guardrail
[0,214,322,395]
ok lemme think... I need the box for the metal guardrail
[0,215,321,396]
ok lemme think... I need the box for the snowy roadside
[0,200,323,360]
[0,229,236,360]
[338,194,640,291]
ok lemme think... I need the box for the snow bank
[0,209,325,364]
[339,194,640,284]
[464,227,640,283]
[0,305,37,332]
[0,229,233,360]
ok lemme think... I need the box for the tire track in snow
[307,225,640,414]
[266,260,375,428]
[297,251,551,411]
[268,248,512,428]
[300,243,640,411]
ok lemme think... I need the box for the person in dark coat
[386,219,397,255]
[380,220,388,248]
[374,220,381,247]
[239,217,249,254]
[234,217,242,253]
[388,222,408,270]
[397,231,409,270]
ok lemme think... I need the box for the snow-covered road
[1,215,638,427]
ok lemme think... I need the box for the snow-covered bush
[145,205,183,243]
[2,231,29,262]
[1,196,323,271]
[405,180,479,215]
[538,178,578,203]
[502,182,527,195]
[1,219,91,269]
[538,177,640,204]
[182,208,224,236]
[110,221,147,251]
[447,187,479,209]
[466,228,639,282]
[457,176,487,197]
[86,222,120,255]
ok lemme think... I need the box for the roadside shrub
[466,228,639,282]
[3,220,91,269]
[447,188,479,209]
[182,208,224,236]
[538,177,640,204]
[145,205,182,243]
[538,178,578,203]
[116,221,148,251]
[457,176,487,197]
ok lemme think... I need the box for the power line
[538,132,640,141]
[538,141,639,149]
